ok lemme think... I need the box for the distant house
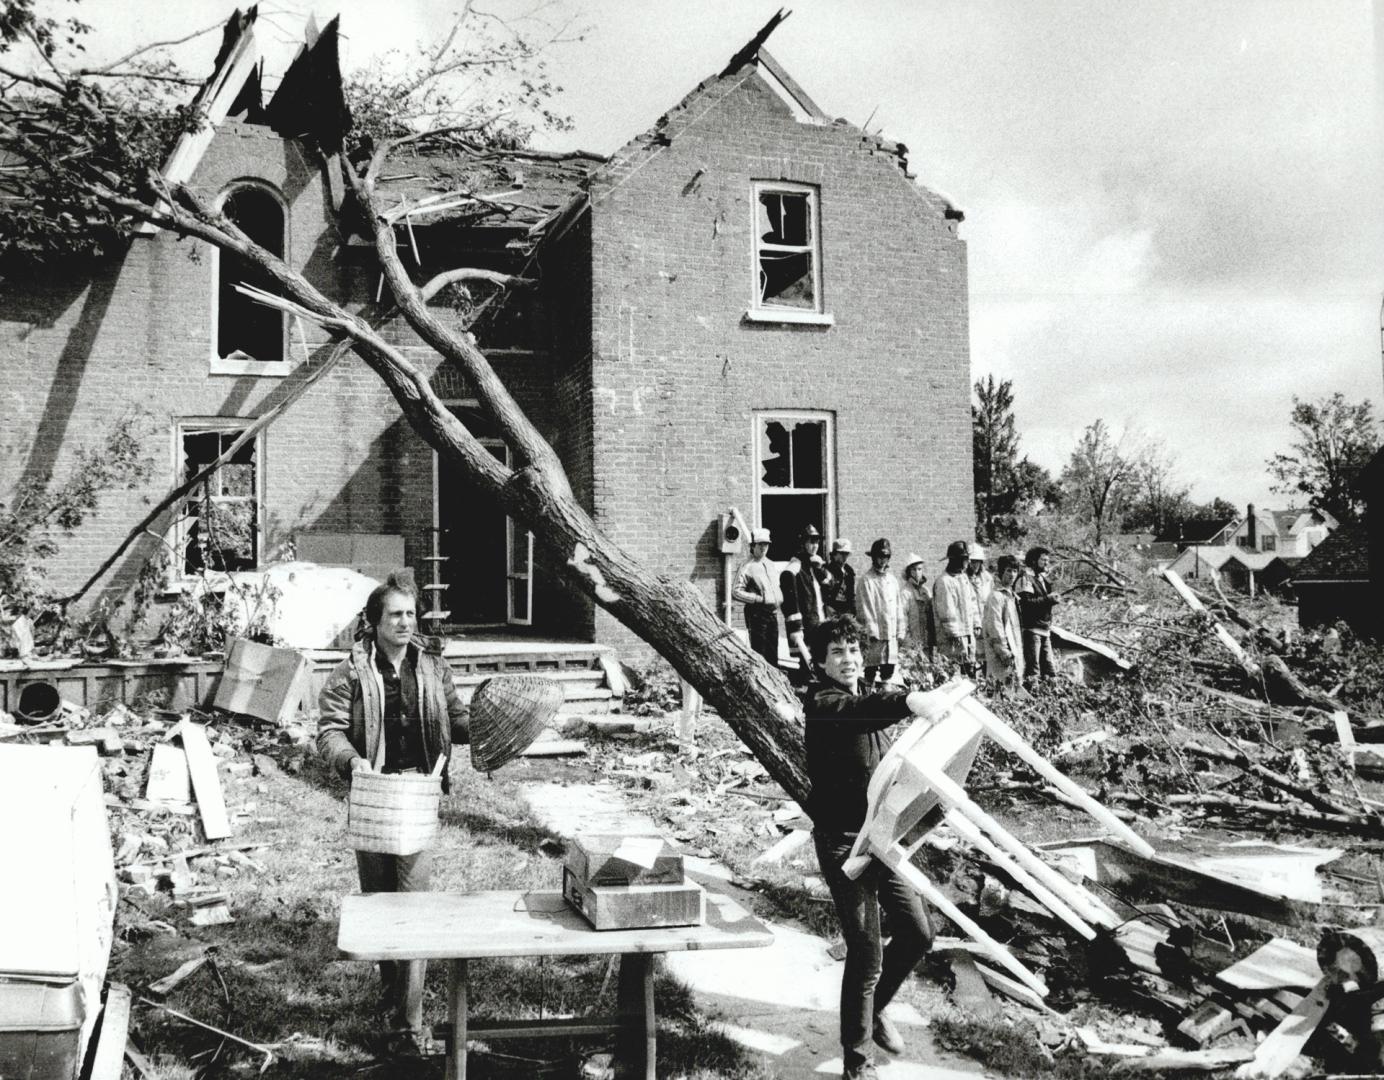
[1292,524,1369,631]
[1165,544,1296,596]
[1225,504,1334,558]
[1148,518,1237,565]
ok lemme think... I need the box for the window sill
[743,308,835,327]
[210,357,292,377]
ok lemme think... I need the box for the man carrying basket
[318,573,471,1055]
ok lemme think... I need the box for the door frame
[432,400,534,626]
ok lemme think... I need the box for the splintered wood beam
[942,809,1096,940]
[880,846,1048,998]
[1233,976,1330,1079]
[1163,568,1259,674]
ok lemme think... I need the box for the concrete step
[453,672,615,714]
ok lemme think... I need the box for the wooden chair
[839,678,1154,997]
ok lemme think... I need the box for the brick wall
[582,70,973,655]
[0,122,563,632]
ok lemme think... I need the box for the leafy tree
[0,416,153,613]
[1059,419,1140,544]
[971,374,1058,542]
[1267,393,1379,523]
[0,4,814,802]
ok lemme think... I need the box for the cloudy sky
[88,0,1384,509]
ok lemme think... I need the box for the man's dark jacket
[317,636,470,792]
[803,679,914,833]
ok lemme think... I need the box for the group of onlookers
[732,526,1062,691]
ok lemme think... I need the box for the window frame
[169,418,265,584]
[752,410,836,556]
[209,180,292,376]
[746,181,833,326]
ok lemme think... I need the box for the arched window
[216,185,285,364]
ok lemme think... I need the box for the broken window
[757,412,833,561]
[216,185,285,363]
[178,425,260,575]
[754,183,819,312]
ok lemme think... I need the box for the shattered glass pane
[758,191,811,246]
[758,250,814,308]
[760,421,790,488]
[791,421,825,488]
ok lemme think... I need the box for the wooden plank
[212,638,311,725]
[971,961,1051,1012]
[1233,976,1330,1080]
[1163,569,1257,672]
[171,720,231,840]
[752,828,811,867]
[89,983,132,1080]
[146,742,192,803]
[1117,1047,1255,1072]
[1217,938,1322,991]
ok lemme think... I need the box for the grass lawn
[109,734,770,1079]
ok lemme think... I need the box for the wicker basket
[468,675,565,773]
[347,771,441,855]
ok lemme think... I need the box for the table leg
[614,953,655,1080]
[446,958,467,1080]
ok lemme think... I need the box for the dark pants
[1022,630,1056,682]
[814,831,934,1069]
[356,849,432,1032]
[745,605,779,667]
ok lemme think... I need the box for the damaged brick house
[1,14,973,656]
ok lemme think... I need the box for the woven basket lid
[468,674,565,772]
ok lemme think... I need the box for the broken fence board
[1233,976,1330,1080]
[170,721,231,840]
[89,983,132,1080]
[148,954,209,997]
[751,828,811,866]
[1114,1047,1255,1073]
[1217,938,1322,991]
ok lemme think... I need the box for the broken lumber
[1233,976,1330,1079]
[519,738,587,758]
[751,828,810,866]
[145,742,192,803]
[1183,741,1355,816]
[89,983,132,1080]
[1218,939,1322,991]
[1163,568,1257,674]
[1161,792,1384,839]
[1114,1047,1254,1073]
[147,954,210,998]
[169,721,230,840]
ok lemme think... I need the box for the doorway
[433,422,533,627]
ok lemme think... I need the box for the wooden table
[337,888,773,1079]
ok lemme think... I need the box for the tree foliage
[971,374,1058,543]
[1058,419,1142,544]
[0,415,153,613]
[1267,393,1379,524]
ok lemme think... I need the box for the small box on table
[562,833,702,930]
[564,833,685,887]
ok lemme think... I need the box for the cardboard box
[565,833,684,887]
[562,866,704,931]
